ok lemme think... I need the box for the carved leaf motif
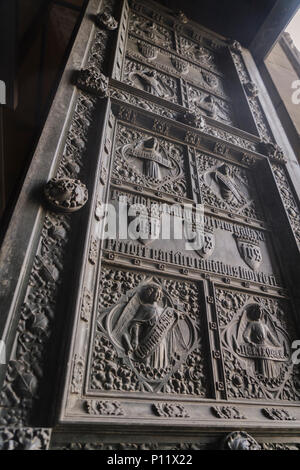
[180,37,219,72]
[153,403,189,418]
[211,406,246,419]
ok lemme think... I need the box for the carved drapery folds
[216,288,300,401]
[113,124,187,197]
[89,267,209,396]
[129,11,174,49]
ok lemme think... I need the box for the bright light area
[285,9,300,50]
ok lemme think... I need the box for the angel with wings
[100,282,190,370]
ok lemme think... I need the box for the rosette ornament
[44,178,88,213]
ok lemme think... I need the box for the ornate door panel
[1,0,300,451]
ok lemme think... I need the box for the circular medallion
[44,178,88,213]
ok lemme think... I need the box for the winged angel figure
[98,280,196,371]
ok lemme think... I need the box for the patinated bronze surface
[1,0,300,451]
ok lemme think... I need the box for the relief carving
[110,88,177,119]
[178,111,205,130]
[211,406,246,419]
[76,68,109,98]
[129,12,173,48]
[222,431,260,450]
[185,131,202,146]
[261,443,300,450]
[227,39,243,52]
[90,268,208,395]
[216,289,300,401]
[262,408,296,421]
[204,124,257,152]
[96,9,118,30]
[113,125,187,197]
[153,403,189,418]
[88,237,99,265]
[0,0,112,426]
[99,283,194,370]
[80,288,93,322]
[244,81,259,98]
[180,37,219,72]
[260,141,286,163]
[0,427,51,450]
[231,50,274,142]
[171,57,189,75]
[137,41,158,60]
[188,85,233,125]
[234,234,262,271]
[44,178,88,213]
[152,119,169,136]
[71,355,84,394]
[84,400,124,416]
[118,106,137,124]
[58,441,208,450]
[124,60,179,103]
[196,153,262,219]
[188,225,215,259]
[176,10,189,24]
[272,163,300,247]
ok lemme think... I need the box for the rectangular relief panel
[214,286,300,402]
[88,265,210,397]
[111,122,191,199]
[117,1,258,134]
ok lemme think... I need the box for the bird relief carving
[200,160,259,217]
[114,127,186,196]
[127,65,177,102]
